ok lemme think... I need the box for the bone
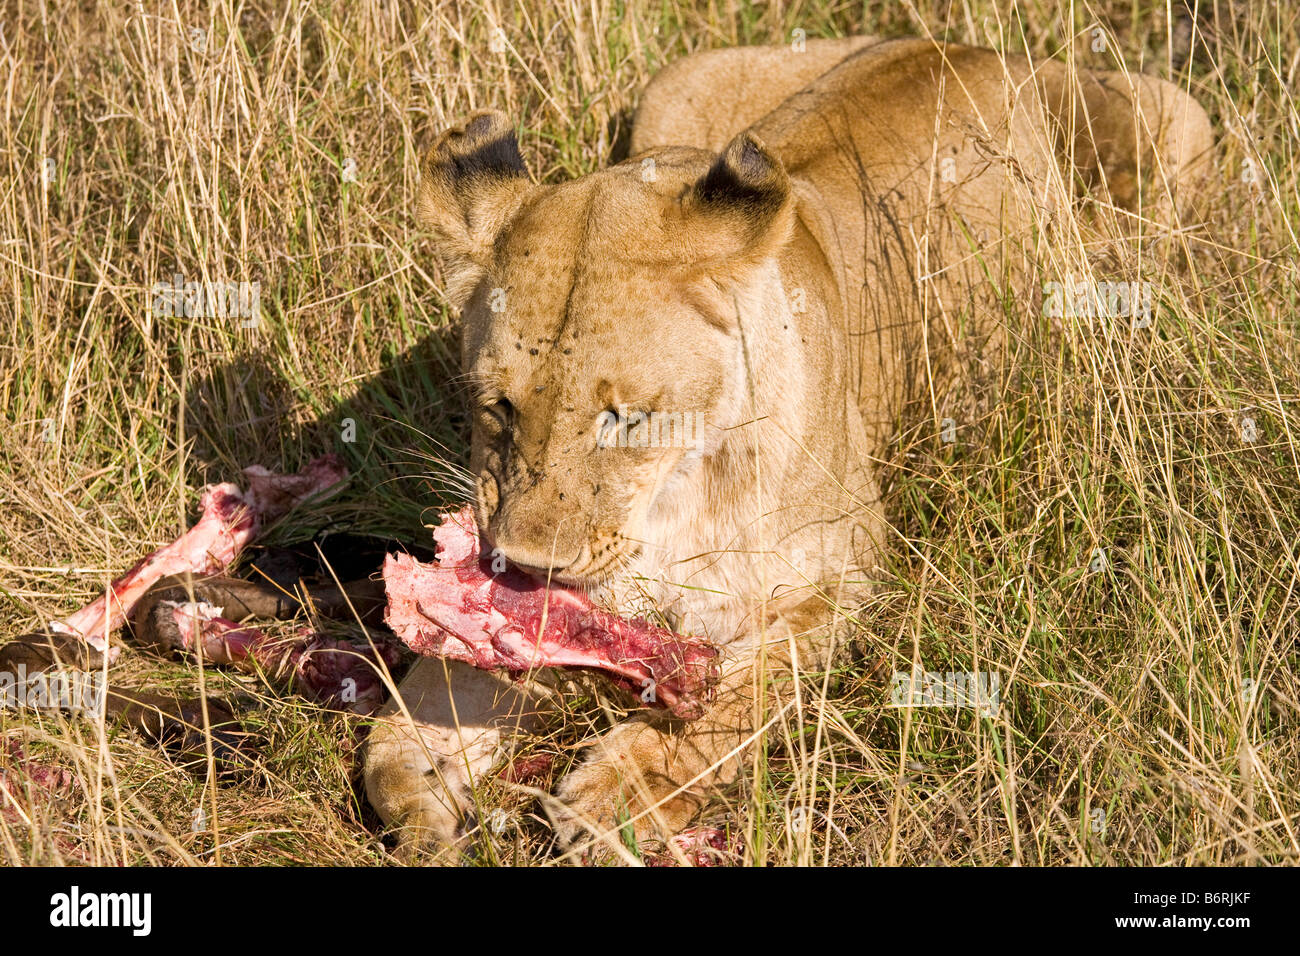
[48,455,347,654]
[382,507,720,719]
[163,603,403,715]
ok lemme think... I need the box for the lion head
[418,111,796,589]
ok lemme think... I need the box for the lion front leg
[549,676,750,855]
[550,599,838,857]
[365,656,553,863]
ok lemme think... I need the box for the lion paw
[549,719,703,857]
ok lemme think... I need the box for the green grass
[2,0,1298,865]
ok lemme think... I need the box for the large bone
[48,455,347,654]
[159,602,402,715]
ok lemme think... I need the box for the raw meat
[382,507,719,719]
[644,826,742,867]
[0,742,88,863]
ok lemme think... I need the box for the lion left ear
[681,131,795,278]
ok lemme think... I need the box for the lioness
[365,36,1212,859]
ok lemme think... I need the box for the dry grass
[2,0,1298,865]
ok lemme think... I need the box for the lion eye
[477,396,514,439]
[595,406,652,448]
[482,396,514,419]
[602,406,648,422]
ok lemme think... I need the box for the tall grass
[1,0,1297,864]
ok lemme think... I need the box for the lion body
[365,37,1213,858]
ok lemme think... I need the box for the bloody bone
[644,826,743,867]
[0,742,89,863]
[48,455,347,654]
[161,603,402,715]
[382,507,720,719]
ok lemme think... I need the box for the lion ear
[681,131,794,280]
[418,110,534,306]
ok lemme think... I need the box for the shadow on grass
[180,314,471,547]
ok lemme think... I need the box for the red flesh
[0,742,88,863]
[499,752,556,786]
[382,507,719,719]
[644,826,742,867]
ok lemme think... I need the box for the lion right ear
[418,110,533,306]
[679,131,794,283]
